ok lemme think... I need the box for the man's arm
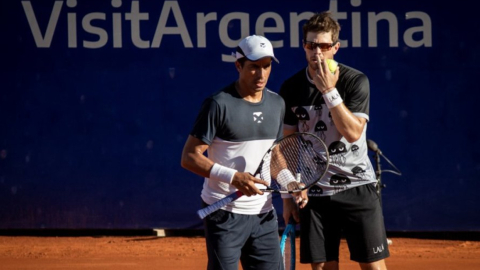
[180,135,269,196]
[281,127,308,223]
[329,104,366,142]
[180,135,213,178]
[313,55,366,143]
[283,128,297,137]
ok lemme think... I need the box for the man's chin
[254,84,266,90]
[308,62,319,71]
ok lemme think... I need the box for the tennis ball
[326,59,338,74]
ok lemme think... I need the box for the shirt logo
[253,112,263,123]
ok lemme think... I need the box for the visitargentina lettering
[21,0,432,62]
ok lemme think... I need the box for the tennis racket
[197,132,329,219]
[280,218,296,270]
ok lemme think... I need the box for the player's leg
[240,210,282,270]
[359,259,387,270]
[339,184,389,269]
[204,208,248,270]
[300,195,342,270]
[311,261,339,270]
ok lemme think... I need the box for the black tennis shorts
[300,183,390,263]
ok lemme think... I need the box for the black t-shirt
[279,64,377,196]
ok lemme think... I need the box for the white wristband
[209,163,237,184]
[277,169,296,184]
[278,169,296,199]
[323,88,343,109]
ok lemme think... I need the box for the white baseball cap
[235,35,279,63]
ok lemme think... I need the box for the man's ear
[333,42,340,55]
[235,61,241,72]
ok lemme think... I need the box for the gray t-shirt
[190,82,285,214]
[279,64,377,196]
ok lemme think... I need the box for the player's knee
[359,260,387,270]
[312,261,338,270]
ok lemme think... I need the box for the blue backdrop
[1,0,479,231]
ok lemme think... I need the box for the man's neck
[235,81,263,103]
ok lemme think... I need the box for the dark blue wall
[1,0,479,231]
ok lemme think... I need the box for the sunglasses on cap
[304,40,338,51]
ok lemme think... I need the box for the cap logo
[260,43,266,48]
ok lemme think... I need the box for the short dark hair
[302,11,341,43]
[236,57,247,67]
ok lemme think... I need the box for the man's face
[237,57,272,93]
[304,31,340,71]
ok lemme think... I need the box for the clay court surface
[1,236,480,270]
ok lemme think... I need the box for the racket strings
[261,134,328,191]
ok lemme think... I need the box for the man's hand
[286,182,308,208]
[231,172,269,196]
[313,55,339,94]
[283,186,308,224]
[294,189,308,209]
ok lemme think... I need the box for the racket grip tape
[196,191,243,219]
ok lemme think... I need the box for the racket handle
[197,191,243,219]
